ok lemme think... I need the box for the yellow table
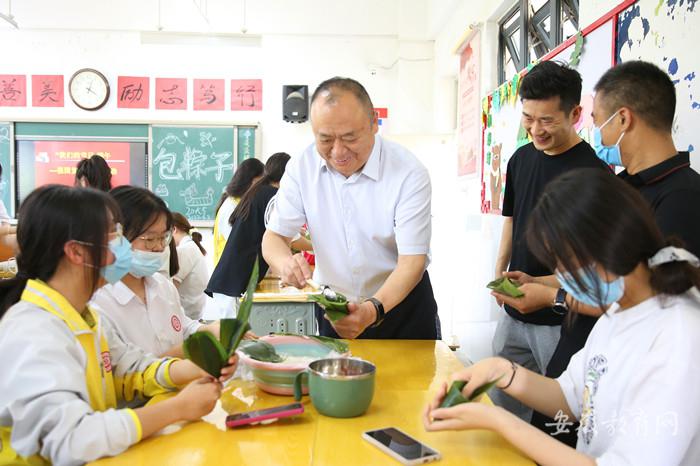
[92,340,534,466]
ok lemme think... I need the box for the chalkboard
[0,123,12,216]
[151,126,235,221]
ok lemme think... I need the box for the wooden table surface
[92,340,534,466]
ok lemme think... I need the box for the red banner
[32,75,64,107]
[156,78,187,110]
[117,76,149,109]
[0,75,26,107]
[33,141,131,187]
[231,79,262,111]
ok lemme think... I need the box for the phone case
[226,403,304,428]
[362,428,441,465]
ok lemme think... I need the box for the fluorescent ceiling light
[141,31,261,47]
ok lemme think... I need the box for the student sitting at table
[213,157,264,265]
[75,154,113,192]
[424,169,700,465]
[91,186,218,357]
[0,185,235,466]
[172,212,208,321]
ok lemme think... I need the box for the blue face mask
[592,110,625,166]
[129,249,166,278]
[555,267,624,308]
[101,236,133,284]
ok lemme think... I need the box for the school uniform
[91,272,202,356]
[557,292,700,465]
[174,236,208,320]
[0,279,177,466]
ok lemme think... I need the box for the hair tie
[648,246,700,269]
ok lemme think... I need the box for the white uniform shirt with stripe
[91,272,202,356]
[267,134,431,302]
[174,236,208,320]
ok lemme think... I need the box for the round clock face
[69,69,110,110]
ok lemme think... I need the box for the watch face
[69,69,110,110]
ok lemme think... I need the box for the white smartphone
[363,427,441,465]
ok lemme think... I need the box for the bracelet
[501,360,518,390]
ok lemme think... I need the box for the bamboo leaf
[183,331,227,378]
[486,277,524,298]
[239,340,284,363]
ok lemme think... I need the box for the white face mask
[129,249,166,277]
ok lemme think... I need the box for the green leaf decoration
[569,32,585,68]
[308,291,349,323]
[238,340,284,363]
[183,331,227,378]
[487,277,525,298]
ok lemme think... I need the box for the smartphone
[363,427,441,465]
[225,402,304,428]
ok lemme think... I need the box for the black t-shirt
[205,184,277,298]
[502,140,610,325]
[619,152,700,256]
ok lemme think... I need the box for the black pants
[530,314,598,447]
[315,271,441,340]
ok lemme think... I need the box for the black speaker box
[283,85,308,123]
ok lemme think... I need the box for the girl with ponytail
[206,153,291,314]
[172,212,208,320]
[424,169,700,465]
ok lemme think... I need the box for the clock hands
[86,81,96,95]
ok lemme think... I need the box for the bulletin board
[616,0,699,169]
[480,0,637,214]
[150,125,258,222]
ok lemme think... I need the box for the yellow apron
[212,196,238,266]
[0,279,117,466]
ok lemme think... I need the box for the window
[498,0,579,83]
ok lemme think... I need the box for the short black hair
[594,60,675,132]
[310,77,375,120]
[519,61,582,113]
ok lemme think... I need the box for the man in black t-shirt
[501,61,700,446]
[491,61,609,421]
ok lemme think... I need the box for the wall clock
[69,68,110,111]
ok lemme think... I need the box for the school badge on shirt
[171,315,182,332]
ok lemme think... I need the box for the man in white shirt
[263,77,439,340]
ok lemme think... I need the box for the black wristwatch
[365,297,385,328]
[552,288,569,315]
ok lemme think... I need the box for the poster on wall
[480,18,615,214]
[617,0,699,168]
[32,141,131,187]
[457,33,480,176]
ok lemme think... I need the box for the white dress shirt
[557,292,700,465]
[267,134,431,301]
[174,236,209,320]
[91,272,202,356]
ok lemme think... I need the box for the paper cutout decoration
[156,78,187,110]
[231,79,262,111]
[0,75,26,107]
[194,79,225,111]
[118,76,149,109]
[32,75,64,107]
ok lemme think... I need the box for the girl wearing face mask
[91,186,218,358]
[0,185,235,466]
[424,169,700,465]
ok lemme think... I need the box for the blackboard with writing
[151,126,235,221]
[0,123,12,216]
